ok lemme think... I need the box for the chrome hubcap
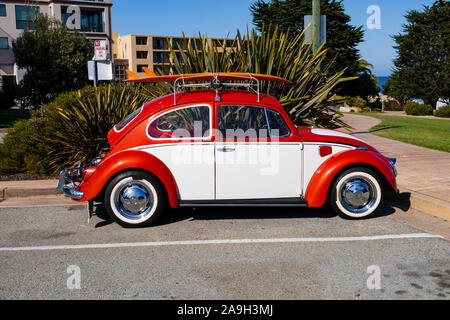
[114,180,154,220]
[339,177,377,214]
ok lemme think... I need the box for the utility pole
[312,0,321,54]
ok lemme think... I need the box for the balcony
[61,6,105,33]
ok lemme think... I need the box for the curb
[1,187,59,201]
[397,187,450,222]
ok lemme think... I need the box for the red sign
[94,40,107,61]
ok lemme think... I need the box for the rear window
[148,105,211,139]
[114,107,142,132]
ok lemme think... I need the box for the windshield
[114,107,143,132]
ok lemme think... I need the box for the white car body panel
[140,143,215,200]
[215,143,302,200]
[137,141,353,202]
[302,143,353,192]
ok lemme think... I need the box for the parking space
[0,203,449,299]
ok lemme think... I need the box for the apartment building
[116,34,237,77]
[0,0,113,88]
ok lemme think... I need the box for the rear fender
[78,149,180,208]
[305,150,397,207]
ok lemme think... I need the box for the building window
[137,65,148,73]
[0,4,6,17]
[0,37,8,49]
[136,37,147,45]
[15,5,40,29]
[61,6,104,32]
[176,52,183,64]
[153,38,165,50]
[172,39,184,50]
[114,62,128,81]
[136,51,148,59]
[153,52,165,64]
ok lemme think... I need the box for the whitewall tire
[330,167,383,219]
[104,171,165,227]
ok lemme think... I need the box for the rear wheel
[104,171,165,227]
[330,167,383,219]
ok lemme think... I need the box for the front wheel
[104,171,165,228]
[330,167,383,219]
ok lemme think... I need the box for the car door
[145,104,215,200]
[215,104,302,200]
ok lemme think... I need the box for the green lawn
[0,112,30,128]
[366,114,450,152]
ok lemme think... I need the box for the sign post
[88,40,113,87]
[312,0,321,54]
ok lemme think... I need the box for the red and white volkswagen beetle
[57,72,397,227]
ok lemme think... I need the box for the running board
[180,198,308,207]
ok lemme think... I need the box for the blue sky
[112,0,436,76]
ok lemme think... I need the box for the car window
[148,105,210,139]
[267,109,291,138]
[115,107,142,132]
[218,105,269,139]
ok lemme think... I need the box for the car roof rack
[124,68,292,104]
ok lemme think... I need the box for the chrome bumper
[56,169,84,200]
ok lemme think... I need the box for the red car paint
[75,89,396,209]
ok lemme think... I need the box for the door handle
[217,147,236,153]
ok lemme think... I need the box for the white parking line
[0,233,443,252]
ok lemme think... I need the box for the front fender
[78,149,180,208]
[305,150,397,207]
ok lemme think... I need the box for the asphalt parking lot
[0,201,449,300]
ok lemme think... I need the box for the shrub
[43,84,152,170]
[0,84,154,175]
[435,105,450,118]
[362,107,371,112]
[384,100,403,111]
[404,101,434,116]
[373,108,382,112]
[367,99,382,110]
[0,114,52,175]
[345,96,366,108]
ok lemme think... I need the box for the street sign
[94,40,107,61]
[88,60,113,87]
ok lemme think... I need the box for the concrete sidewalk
[343,113,450,220]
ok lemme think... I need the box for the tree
[382,76,410,108]
[168,26,350,129]
[390,0,449,108]
[250,0,379,99]
[13,14,93,108]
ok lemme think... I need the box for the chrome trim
[56,170,84,200]
[113,180,155,220]
[173,74,261,104]
[338,177,377,215]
